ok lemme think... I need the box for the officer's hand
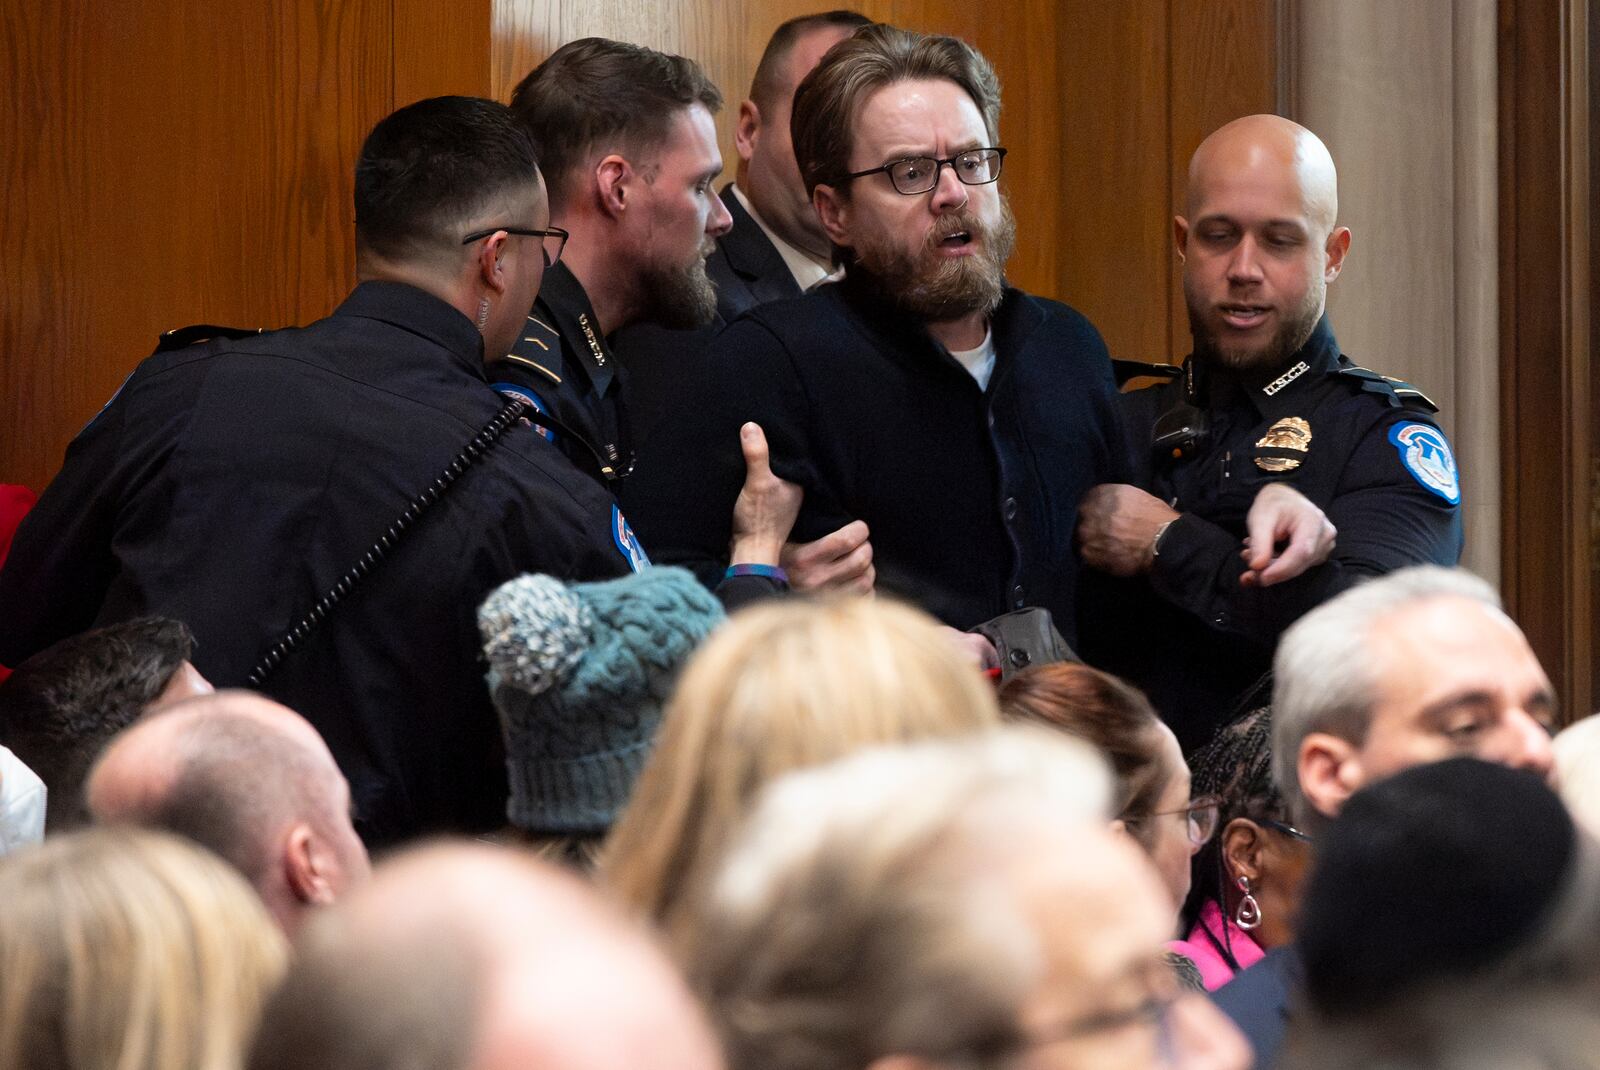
[1076,484,1180,576]
[729,422,804,567]
[1240,482,1337,587]
[781,520,875,595]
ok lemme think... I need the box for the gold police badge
[1254,417,1312,472]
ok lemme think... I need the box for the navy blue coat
[622,276,1126,637]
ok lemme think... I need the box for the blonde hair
[0,827,288,1070]
[602,597,1000,947]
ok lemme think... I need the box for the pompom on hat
[478,566,723,834]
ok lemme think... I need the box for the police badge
[1254,417,1312,472]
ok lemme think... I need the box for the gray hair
[686,727,1111,1070]
[1271,566,1502,825]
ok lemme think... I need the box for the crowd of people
[0,13,1582,1070]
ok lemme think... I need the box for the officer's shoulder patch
[490,383,557,443]
[611,505,651,573]
[1388,421,1460,504]
[1334,364,1440,412]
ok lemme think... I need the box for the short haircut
[999,662,1171,842]
[134,710,336,889]
[747,11,873,112]
[509,38,722,209]
[688,728,1110,1070]
[791,23,1001,195]
[1271,566,1502,825]
[353,95,542,264]
[0,617,194,832]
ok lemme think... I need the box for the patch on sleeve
[491,383,556,443]
[611,505,651,573]
[1388,422,1460,504]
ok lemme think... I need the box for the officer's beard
[848,199,1016,324]
[1187,279,1323,373]
[638,240,720,330]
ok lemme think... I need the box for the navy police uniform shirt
[1078,317,1464,751]
[490,262,631,485]
[0,282,636,844]
[622,275,1127,638]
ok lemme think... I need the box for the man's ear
[1221,817,1264,885]
[1173,215,1191,262]
[595,154,632,220]
[734,99,761,164]
[1324,225,1352,283]
[813,184,852,249]
[1298,732,1360,822]
[284,824,338,907]
[474,232,511,297]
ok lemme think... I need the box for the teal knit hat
[478,566,724,834]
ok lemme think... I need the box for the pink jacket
[1167,898,1265,992]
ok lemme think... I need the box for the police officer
[1076,115,1463,751]
[0,97,798,845]
[502,37,875,595]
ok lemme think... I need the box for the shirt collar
[333,280,485,376]
[535,262,616,395]
[729,183,840,291]
[1203,315,1341,417]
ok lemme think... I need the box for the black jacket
[0,282,634,843]
[612,185,806,451]
[622,276,1126,637]
[1079,318,1465,750]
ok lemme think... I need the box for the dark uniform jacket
[0,282,634,844]
[611,185,805,451]
[1079,317,1464,750]
[491,262,630,485]
[622,275,1127,638]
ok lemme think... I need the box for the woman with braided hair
[1171,706,1313,991]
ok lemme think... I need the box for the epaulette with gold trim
[155,323,267,353]
[495,312,563,385]
[1334,365,1439,413]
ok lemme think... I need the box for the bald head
[1177,115,1350,371]
[1186,114,1339,231]
[87,690,368,932]
[251,843,724,1070]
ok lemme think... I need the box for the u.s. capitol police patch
[490,382,556,443]
[611,505,651,573]
[1388,422,1460,504]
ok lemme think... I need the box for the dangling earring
[1235,875,1262,930]
[475,298,491,329]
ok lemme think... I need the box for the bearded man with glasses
[626,24,1125,644]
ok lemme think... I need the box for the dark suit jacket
[1213,945,1303,1069]
[612,185,804,451]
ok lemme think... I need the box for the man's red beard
[1184,279,1324,372]
[849,199,1017,323]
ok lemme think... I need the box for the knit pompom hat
[478,566,724,834]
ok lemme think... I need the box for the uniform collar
[534,262,617,395]
[1200,315,1341,418]
[334,280,486,376]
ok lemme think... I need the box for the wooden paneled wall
[2,0,1277,493]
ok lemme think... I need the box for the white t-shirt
[949,328,997,392]
[0,745,46,854]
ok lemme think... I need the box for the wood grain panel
[394,0,493,103]
[1058,0,1171,362]
[1,0,391,493]
[1167,0,1280,359]
[1499,0,1593,720]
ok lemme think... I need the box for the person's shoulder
[1325,357,1442,415]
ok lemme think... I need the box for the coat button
[1010,648,1031,668]
[1013,585,1025,608]
[1003,497,1018,521]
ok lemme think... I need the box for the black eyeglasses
[460,225,570,268]
[845,147,1007,195]
[1262,818,1312,843]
